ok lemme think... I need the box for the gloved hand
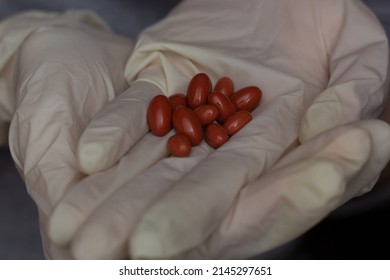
[0,10,136,258]
[47,0,390,259]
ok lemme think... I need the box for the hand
[48,0,390,259]
[0,10,134,258]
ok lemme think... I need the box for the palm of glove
[3,0,390,259]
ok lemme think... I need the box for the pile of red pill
[147,73,262,157]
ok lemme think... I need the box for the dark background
[0,0,389,259]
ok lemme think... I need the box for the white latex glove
[0,10,135,258]
[48,0,390,259]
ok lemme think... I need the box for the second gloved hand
[0,10,138,258]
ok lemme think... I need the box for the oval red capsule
[205,123,229,149]
[168,134,191,157]
[223,111,253,136]
[169,93,187,110]
[172,107,203,146]
[214,77,234,98]
[231,86,262,112]
[186,73,212,109]
[147,95,173,136]
[207,91,236,123]
[194,104,218,126]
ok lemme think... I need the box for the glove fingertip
[299,98,343,143]
[130,221,166,260]
[130,214,192,260]
[71,225,122,260]
[48,204,81,248]
[78,141,109,174]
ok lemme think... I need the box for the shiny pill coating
[231,86,262,112]
[147,95,172,136]
[186,73,212,109]
[207,91,236,123]
[169,93,187,110]
[223,111,253,136]
[214,77,234,98]
[168,134,191,157]
[172,107,203,146]
[205,123,229,149]
[194,104,218,126]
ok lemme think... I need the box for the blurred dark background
[0,0,389,260]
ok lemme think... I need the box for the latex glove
[48,0,390,259]
[0,10,135,258]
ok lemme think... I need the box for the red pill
[168,134,191,157]
[194,104,218,126]
[207,91,236,123]
[169,93,187,110]
[231,86,262,112]
[172,107,203,146]
[147,95,172,136]
[187,73,212,109]
[214,77,234,98]
[223,111,252,136]
[205,123,229,149]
